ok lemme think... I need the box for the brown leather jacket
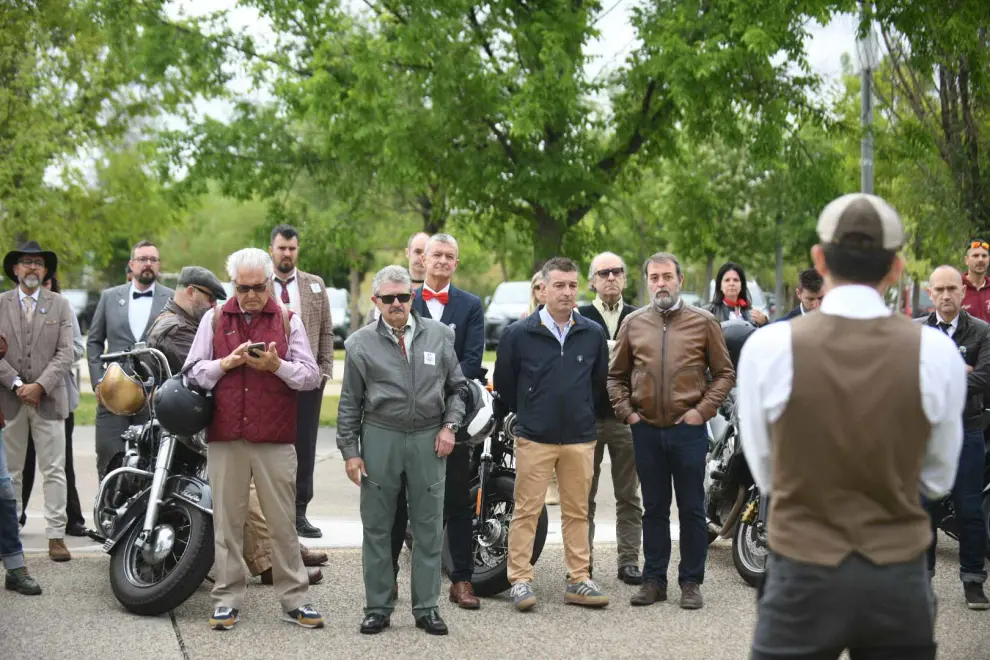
[607,303,735,427]
[146,299,201,376]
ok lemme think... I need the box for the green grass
[75,392,341,427]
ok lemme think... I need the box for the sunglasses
[378,293,412,304]
[595,267,625,278]
[971,241,989,250]
[235,283,269,294]
[191,285,216,302]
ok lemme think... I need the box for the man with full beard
[0,241,75,561]
[269,225,334,539]
[607,252,734,610]
[87,240,173,478]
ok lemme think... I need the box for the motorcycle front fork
[474,435,494,523]
[135,435,176,551]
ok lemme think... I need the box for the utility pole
[857,2,879,194]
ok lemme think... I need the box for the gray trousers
[751,552,937,660]
[588,417,642,568]
[361,424,446,617]
[95,404,149,480]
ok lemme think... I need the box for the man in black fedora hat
[0,241,76,561]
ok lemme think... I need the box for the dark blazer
[413,284,486,381]
[916,310,990,430]
[775,305,804,323]
[577,300,637,418]
[87,282,173,387]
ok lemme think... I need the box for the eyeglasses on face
[971,241,989,251]
[191,286,216,302]
[133,256,160,264]
[18,259,45,268]
[595,267,625,279]
[235,283,269,294]
[377,293,412,304]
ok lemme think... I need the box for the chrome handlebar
[99,344,173,382]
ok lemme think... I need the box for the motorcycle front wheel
[442,474,548,597]
[109,499,214,616]
[732,511,768,589]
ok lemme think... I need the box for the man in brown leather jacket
[608,251,734,610]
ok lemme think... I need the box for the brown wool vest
[768,311,933,566]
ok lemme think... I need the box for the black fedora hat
[3,241,58,284]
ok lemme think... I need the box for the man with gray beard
[607,252,734,610]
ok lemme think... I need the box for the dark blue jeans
[926,427,988,584]
[1,429,27,571]
[631,420,708,587]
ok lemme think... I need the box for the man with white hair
[184,247,324,631]
[338,264,468,635]
[577,251,643,585]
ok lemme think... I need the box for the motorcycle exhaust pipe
[717,486,748,539]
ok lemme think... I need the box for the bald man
[365,232,430,325]
[917,265,990,609]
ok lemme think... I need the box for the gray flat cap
[177,266,227,300]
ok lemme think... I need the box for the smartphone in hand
[247,342,266,357]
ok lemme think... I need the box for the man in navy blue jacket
[776,268,824,322]
[494,257,611,612]
[390,232,487,609]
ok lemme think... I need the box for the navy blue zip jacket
[493,308,609,444]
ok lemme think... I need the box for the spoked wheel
[109,500,214,616]
[442,474,547,597]
[732,514,769,589]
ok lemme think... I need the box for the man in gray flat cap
[147,266,228,374]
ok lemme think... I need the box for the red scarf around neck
[724,297,747,309]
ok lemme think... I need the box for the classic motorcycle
[704,388,768,588]
[88,344,215,616]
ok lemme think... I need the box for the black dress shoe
[66,522,88,537]
[360,613,390,634]
[415,611,448,636]
[618,565,644,585]
[296,517,322,538]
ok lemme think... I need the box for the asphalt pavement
[3,428,990,658]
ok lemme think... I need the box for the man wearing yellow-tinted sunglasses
[962,239,990,323]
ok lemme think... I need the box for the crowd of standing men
[0,192,987,656]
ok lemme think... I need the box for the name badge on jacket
[424,352,436,366]
[310,282,321,294]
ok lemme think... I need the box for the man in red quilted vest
[184,247,324,632]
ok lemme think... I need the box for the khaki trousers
[242,481,274,575]
[207,440,308,612]
[508,438,595,584]
[589,417,643,568]
[2,406,66,539]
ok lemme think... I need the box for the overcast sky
[167,0,865,124]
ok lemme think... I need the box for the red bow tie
[422,289,449,305]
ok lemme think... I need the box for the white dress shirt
[273,269,302,316]
[128,282,156,341]
[934,312,959,338]
[384,313,416,361]
[423,282,450,321]
[737,284,967,500]
[17,286,40,317]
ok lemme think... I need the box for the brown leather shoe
[49,539,71,562]
[300,546,328,567]
[449,581,481,610]
[259,567,322,585]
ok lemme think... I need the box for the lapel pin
[449,323,456,330]
[118,299,125,306]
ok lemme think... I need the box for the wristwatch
[444,422,459,433]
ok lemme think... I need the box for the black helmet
[455,379,496,446]
[721,318,758,369]
[152,374,214,437]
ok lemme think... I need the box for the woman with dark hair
[20,273,88,536]
[706,262,768,326]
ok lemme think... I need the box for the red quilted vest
[206,297,297,444]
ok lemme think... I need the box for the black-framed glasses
[595,267,625,279]
[377,293,412,304]
[133,256,160,264]
[18,258,45,268]
[235,283,268,294]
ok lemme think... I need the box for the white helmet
[456,379,496,446]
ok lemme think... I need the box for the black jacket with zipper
[916,310,990,430]
[493,309,609,444]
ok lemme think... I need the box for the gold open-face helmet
[97,362,147,416]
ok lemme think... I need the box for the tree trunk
[911,275,921,317]
[348,257,362,334]
[774,216,784,320]
[703,253,716,302]
[530,210,565,274]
